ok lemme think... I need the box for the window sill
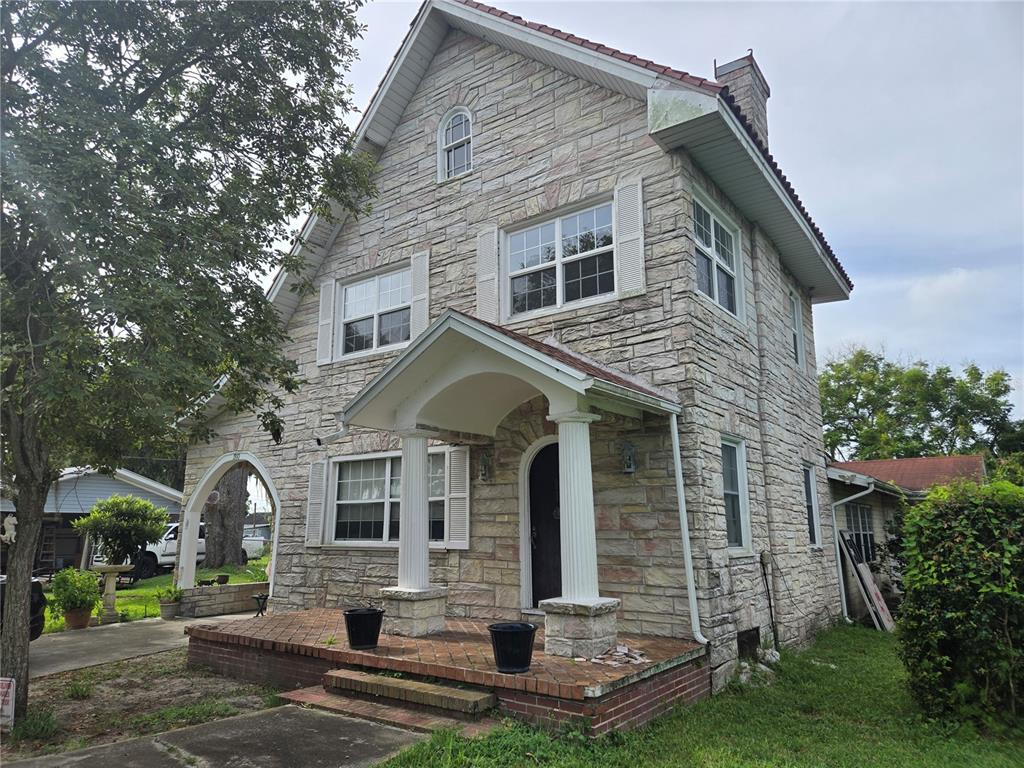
[329,341,410,366]
[694,286,744,324]
[317,541,450,551]
[728,547,755,560]
[436,169,474,186]
[503,290,619,325]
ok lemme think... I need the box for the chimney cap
[714,50,771,97]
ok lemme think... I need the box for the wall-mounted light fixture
[478,450,493,482]
[621,442,637,474]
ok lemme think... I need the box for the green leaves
[73,494,170,567]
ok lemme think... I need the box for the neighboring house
[181,0,854,689]
[0,467,183,573]
[827,454,986,619]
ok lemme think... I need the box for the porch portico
[338,310,681,657]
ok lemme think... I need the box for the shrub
[50,568,101,614]
[73,494,169,566]
[898,480,1024,725]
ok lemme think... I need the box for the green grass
[42,555,268,633]
[130,700,239,734]
[9,706,59,744]
[384,627,1024,768]
[65,679,93,700]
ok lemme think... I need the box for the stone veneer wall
[184,28,840,691]
[179,581,269,618]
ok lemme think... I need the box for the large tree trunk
[203,465,248,568]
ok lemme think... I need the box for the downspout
[830,482,874,621]
[670,412,709,645]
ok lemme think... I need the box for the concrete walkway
[29,612,250,679]
[7,706,423,767]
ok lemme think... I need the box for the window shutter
[614,180,646,297]
[475,228,499,323]
[305,460,328,547]
[410,250,430,338]
[316,281,335,365]
[446,446,470,550]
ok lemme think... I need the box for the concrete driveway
[7,706,424,767]
[29,612,250,678]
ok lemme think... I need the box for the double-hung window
[440,110,472,180]
[332,450,448,545]
[338,267,411,357]
[803,465,820,546]
[721,438,750,551]
[693,199,739,315]
[788,291,805,365]
[507,202,615,316]
[845,503,875,562]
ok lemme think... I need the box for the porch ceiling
[339,310,680,435]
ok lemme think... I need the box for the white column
[549,410,602,602]
[397,432,430,590]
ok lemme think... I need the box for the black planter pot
[488,622,537,673]
[343,607,384,650]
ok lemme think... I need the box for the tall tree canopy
[1,0,373,716]
[819,347,1018,461]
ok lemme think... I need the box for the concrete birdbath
[92,564,135,624]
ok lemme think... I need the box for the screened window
[338,267,411,356]
[693,199,739,315]
[721,439,749,549]
[441,110,472,179]
[803,465,820,546]
[333,451,447,544]
[508,202,615,316]
[845,503,875,562]
[789,291,805,365]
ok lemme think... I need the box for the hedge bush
[898,480,1024,725]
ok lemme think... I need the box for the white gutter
[670,413,709,645]
[830,482,875,621]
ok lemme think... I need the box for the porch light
[478,450,492,482]
[621,442,637,474]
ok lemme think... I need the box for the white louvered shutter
[410,250,430,338]
[615,180,646,297]
[446,446,470,550]
[316,281,335,365]
[305,460,328,547]
[475,228,499,323]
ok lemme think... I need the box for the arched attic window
[438,107,472,181]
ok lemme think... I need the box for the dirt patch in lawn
[3,648,281,760]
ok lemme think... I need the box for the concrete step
[322,668,497,717]
[279,687,499,736]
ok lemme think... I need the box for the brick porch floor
[187,608,710,733]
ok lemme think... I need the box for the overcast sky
[339,0,1024,411]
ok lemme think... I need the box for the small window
[337,266,411,357]
[440,109,472,180]
[845,503,875,561]
[721,438,750,550]
[803,465,820,546]
[693,199,739,315]
[507,202,615,316]
[788,291,805,365]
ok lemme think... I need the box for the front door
[530,443,561,607]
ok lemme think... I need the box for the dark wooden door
[530,443,561,606]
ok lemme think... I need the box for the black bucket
[343,607,385,650]
[488,622,538,673]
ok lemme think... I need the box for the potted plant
[343,606,385,650]
[51,567,101,630]
[216,573,229,585]
[488,622,538,673]
[155,586,184,620]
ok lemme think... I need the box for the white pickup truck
[96,523,265,579]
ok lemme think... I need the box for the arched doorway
[175,452,281,593]
[518,435,561,610]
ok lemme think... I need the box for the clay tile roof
[829,455,987,492]
[450,0,851,291]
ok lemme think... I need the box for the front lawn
[386,626,1024,768]
[43,555,268,633]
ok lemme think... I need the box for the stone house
[179,0,854,690]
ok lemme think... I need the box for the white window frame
[802,464,821,547]
[437,106,473,182]
[788,290,805,367]
[501,198,618,322]
[846,502,876,562]
[692,194,743,319]
[721,436,752,555]
[334,265,412,361]
[327,447,452,550]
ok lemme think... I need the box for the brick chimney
[715,52,770,146]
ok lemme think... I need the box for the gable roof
[829,455,987,493]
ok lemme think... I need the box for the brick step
[323,668,497,716]
[279,686,499,736]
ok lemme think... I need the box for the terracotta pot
[64,607,93,630]
[159,601,179,621]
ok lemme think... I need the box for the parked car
[95,522,262,579]
[0,575,47,640]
